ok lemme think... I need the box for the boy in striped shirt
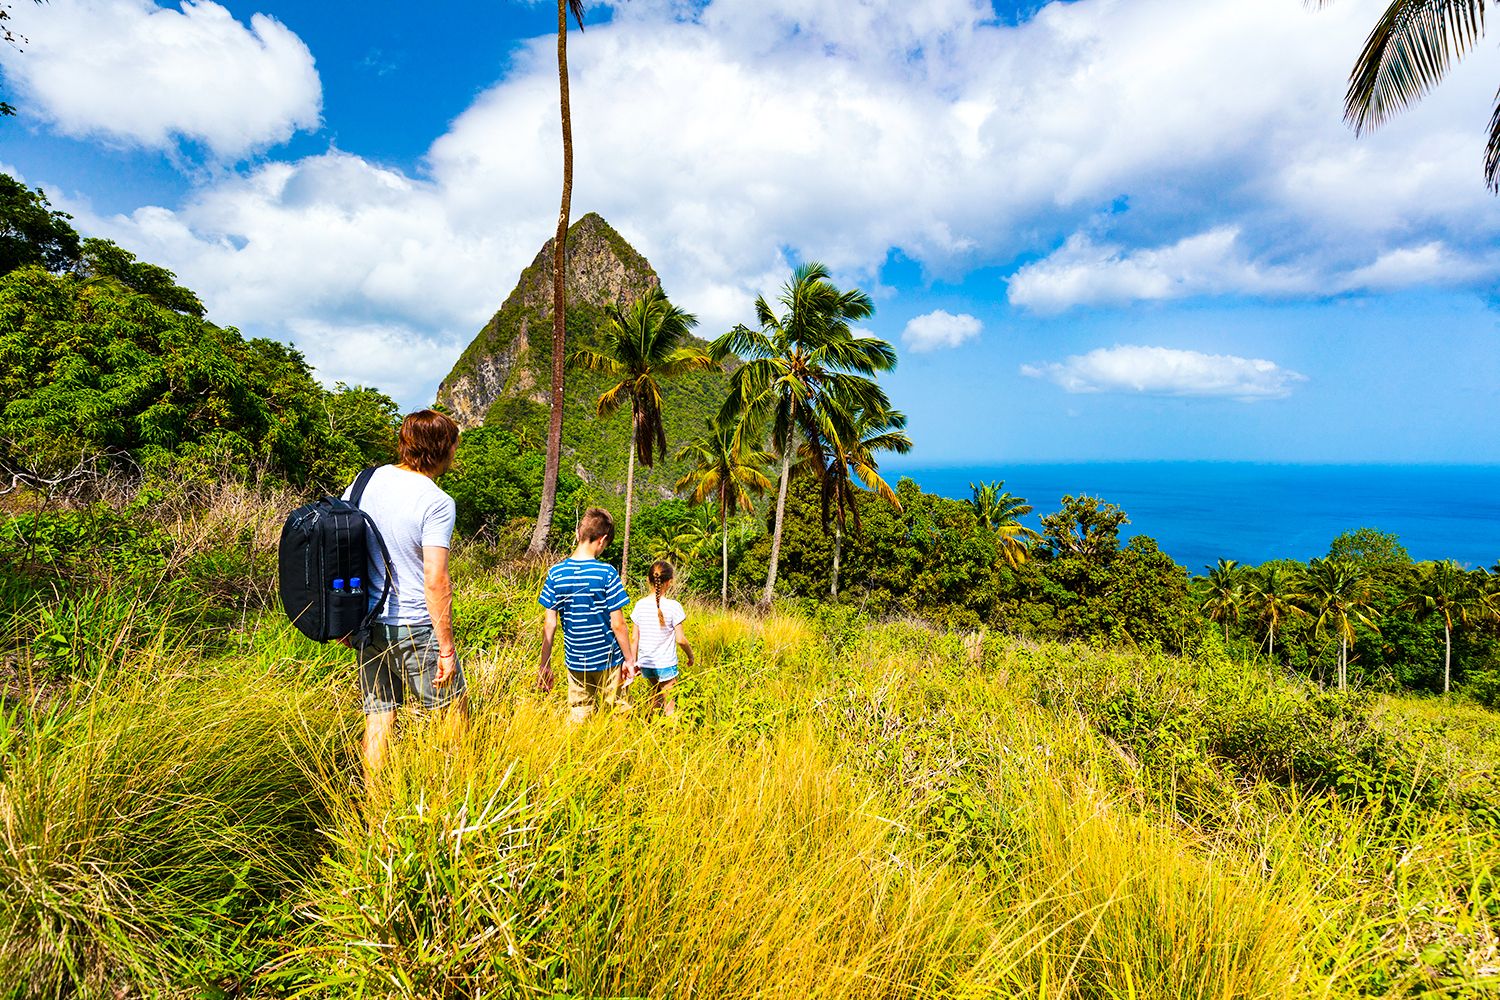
[536,507,637,722]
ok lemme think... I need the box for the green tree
[1298,558,1380,691]
[575,287,710,583]
[815,404,911,599]
[711,262,895,606]
[675,418,774,605]
[1319,0,1500,191]
[1198,558,1246,644]
[0,262,387,489]
[528,0,588,557]
[443,427,582,538]
[1327,527,1411,574]
[1245,564,1307,663]
[77,238,203,317]
[969,480,1040,568]
[1041,494,1128,563]
[0,175,80,275]
[1400,560,1493,694]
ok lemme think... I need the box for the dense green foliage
[1193,529,1500,697]
[736,476,1195,647]
[0,173,398,490]
[440,426,584,542]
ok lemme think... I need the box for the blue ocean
[889,463,1500,574]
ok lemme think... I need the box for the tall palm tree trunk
[527,0,574,557]
[1444,618,1452,695]
[1268,619,1275,663]
[762,449,792,607]
[1339,635,1348,691]
[621,420,635,584]
[720,495,729,607]
[831,526,842,600]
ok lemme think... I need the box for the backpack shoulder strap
[352,511,395,648]
[349,465,379,507]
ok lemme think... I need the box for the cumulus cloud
[1007,228,1319,312]
[0,0,319,158]
[902,310,981,352]
[43,0,1500,402]
[1021,345,1306,400]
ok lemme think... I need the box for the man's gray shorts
[357,623,466,715]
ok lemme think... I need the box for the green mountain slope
[437,214,731,502]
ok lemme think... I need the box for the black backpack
[277,466,393,645]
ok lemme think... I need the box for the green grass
[0,546,1497,997]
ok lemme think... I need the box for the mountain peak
[436,213,661,428]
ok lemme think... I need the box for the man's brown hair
[577,507,615,545]
[398,410,460,475]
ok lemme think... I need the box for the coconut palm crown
[575,287,711,581]
[675,418,775,605]
[809,404,912,599]
[969,481,1041,568]
[710,262,897,605]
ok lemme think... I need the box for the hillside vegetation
[1,481,1497,998]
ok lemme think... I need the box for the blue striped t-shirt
[538,557,630,672]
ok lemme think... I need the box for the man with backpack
[343,409,466,778]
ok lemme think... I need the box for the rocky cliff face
[437,213,661,429]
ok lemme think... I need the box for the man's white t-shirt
[343,465,456,626]
[630,596,686,669]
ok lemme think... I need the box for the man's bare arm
[423,545,456,685]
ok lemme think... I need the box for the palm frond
[595,380,630,418]
[1344,0,1488,133]
[573,346,625,376]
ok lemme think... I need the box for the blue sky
[2,0,1498,465]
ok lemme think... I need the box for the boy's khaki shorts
[567,668,630,722]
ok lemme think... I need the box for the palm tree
[675,418,775,605]
[661,505,718,586]
[527,0,588,557]
[1319,0,1500,191]
[1297,558,1379,691]
[969,481,1041,568]
[1245,564,1307,663]
[1399,560,1490,694]
[1198,559,1246,644]
[575,287,709,583]
[812,404,912,599]
[710,262,896,607]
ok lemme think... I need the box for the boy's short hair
[398,410,460,474]
[577,507,615,545]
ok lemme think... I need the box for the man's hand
[433,649,457,687]
[621,658,639,683]
[538,660,555,693]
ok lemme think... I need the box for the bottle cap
[350,577,362,590]
[332,578,345,590]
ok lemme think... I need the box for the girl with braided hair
[628,560,694,716]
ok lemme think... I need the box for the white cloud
[39,0,1500,403]
[0,0,319,158]
[1339,241,1495,291]
[1021,345,1306,400]
[902,309,981,352]
[1007,228,1318,312]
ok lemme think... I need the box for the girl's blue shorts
[639,664,679,684]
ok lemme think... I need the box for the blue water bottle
[331,578,345,593]
[349,577,363,595]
